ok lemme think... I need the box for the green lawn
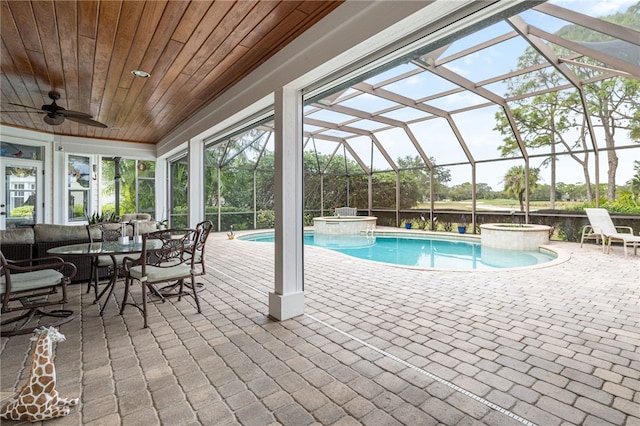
[418,199,582,211]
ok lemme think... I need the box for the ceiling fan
[3,90,107,128]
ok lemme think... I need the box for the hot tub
[480,223,551,250]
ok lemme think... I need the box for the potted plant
[458,215,468,234]
[86,211,118,224]
[156,218,168,230]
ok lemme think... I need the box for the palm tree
[503,165,540,211]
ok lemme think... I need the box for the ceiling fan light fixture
[131,70,151,78]
[44,113,64,126]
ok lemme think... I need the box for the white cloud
[549,0,636,16]
[406,76,423,85]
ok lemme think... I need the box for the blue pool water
[239,232,556,270]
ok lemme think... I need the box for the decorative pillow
[34,225,89,243]
[0,228,35,245]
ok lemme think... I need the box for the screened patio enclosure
[183,1,639,236]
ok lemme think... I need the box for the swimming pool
[239,232,557,270]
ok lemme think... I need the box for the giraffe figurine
[0,327,79,422]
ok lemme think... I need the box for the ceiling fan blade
[6,91,107,128]
[8,102,43,111]
[64,114,108,128]
[60,109,93,118]
[0,110,45,114]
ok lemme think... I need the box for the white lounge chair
[582,208,640,257]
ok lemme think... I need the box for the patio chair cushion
[0,269,64,294]
[128,263,192,283]
[95,254,129,267]
[184,249,203,263]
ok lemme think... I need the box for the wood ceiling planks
[0,0,343,144]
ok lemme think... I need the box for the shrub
[570,193,640,215]
[10,205,33,218]
[304,213,315,227]
[257,210,275,229]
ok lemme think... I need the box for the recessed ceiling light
[131,70,151,78]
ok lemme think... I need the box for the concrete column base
[268,291,305,320]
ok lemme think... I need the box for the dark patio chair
[157,220,213,295]
[190,220,213,285]
[120,228,201,328]
[1,251,77,336]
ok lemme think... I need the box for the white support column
[52,143,66,225]
[188,139,205,228]
[269,86,305,320]
[155,157,168,223]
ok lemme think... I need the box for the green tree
[495,88,582,206]
[449,182,473,201]
[555,4,640,201]
[630,109,640,140]
[203,136,450,220]
[556,182,588,202]
[101,158,154,216]
[136,161,156,216]
[503,165,540,211]
[397,155,451,203]
[495,2,640,203]
[629,160,640,201]
[119,159,137,214]
[204,147,222,208]
[318,149,366,209]
[170,160,189,223]
[371,171,397,209]
[475,183,494,199]
[203,130,273,229]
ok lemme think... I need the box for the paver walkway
[1,229,638,425]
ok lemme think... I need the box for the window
[68,155,91,221]
[136,160,155,217]
[169,156,188,228]
[100,158,156,218]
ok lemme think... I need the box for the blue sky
[307,0,639,191]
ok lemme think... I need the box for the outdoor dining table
[48,239,163,315]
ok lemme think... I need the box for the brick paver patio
[1,229,639,425]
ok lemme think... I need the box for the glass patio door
[1,159,42,230]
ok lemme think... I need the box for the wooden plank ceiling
[0,0,343,144]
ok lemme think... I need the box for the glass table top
[48,239,164,256]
